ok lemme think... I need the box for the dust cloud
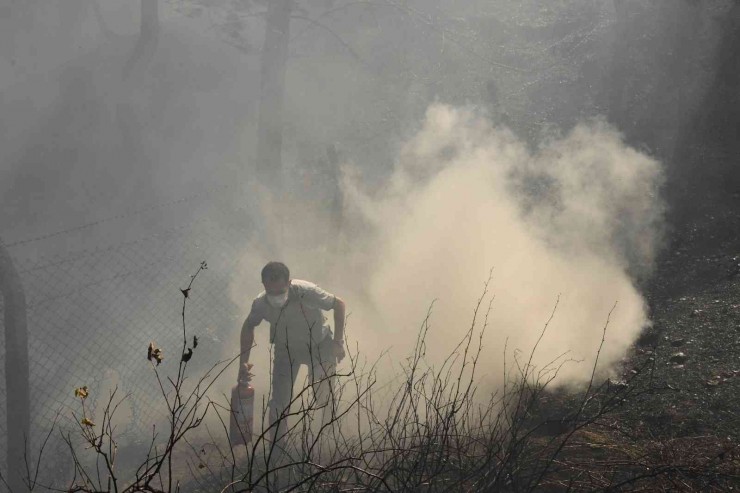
[228,103,665,401]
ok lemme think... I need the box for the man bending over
[239,261,346,444]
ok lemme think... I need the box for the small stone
[608,379,629,389]
[671,339,685,347]
[670,352,688,364]
[706,379,721,387]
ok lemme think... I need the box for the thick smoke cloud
[229,103,664,402]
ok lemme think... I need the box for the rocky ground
[527,205,740,490]
[634,206,740,440]
[549,206,740,490]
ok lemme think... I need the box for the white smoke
[228,103,664,402]
[339,104,663,388]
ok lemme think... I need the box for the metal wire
[0,191,254,479]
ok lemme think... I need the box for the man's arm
[299,281,347,362]
[239,319,256,376]
[332,297,346,363]
[332,297,346,343]
[239,300,262,381]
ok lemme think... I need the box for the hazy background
[1,0,738,483]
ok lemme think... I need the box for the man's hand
[238,362,254,383]
[333,339,346,363]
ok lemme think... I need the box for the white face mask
[267,291,289,308]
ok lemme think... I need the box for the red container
[229,382,254,446]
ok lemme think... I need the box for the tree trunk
[122,0,159,79]
[256,0,293,190]
[0,241,29,493]
[117,0,160,204]
[604,0,639,136]
[669,2,740,219]
[141,0,158,42]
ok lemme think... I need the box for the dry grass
[8,267,740,492]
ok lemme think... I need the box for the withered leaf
[181,348,193,362]
[152,348,164,365]
[81,417,95,427]
[74,386,89,399]
[148,342,164,365]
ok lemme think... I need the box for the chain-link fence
[0,187,266,480]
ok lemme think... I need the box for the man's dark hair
[261,261,290,283]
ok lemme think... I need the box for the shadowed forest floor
[531,204,740,491]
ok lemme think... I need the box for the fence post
[0,240,30,492]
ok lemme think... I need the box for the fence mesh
[0,293,5,468]
[0,187,267,478]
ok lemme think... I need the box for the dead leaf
[74,386,89,399]
[81,417,95,427]
[181,348,193,362]
[148,342,164,365]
